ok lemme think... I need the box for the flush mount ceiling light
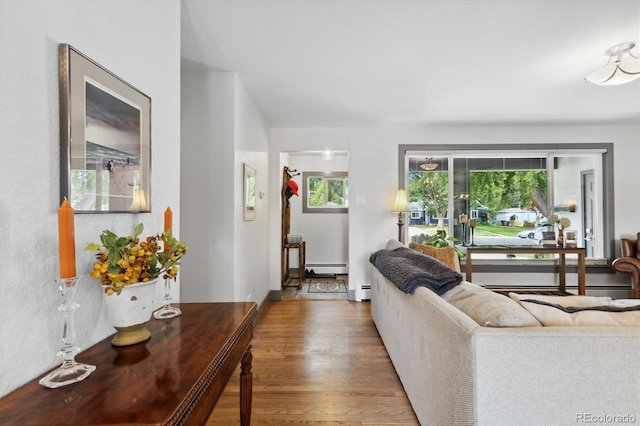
[322,150,334,161]
[585,42,640,86]
[420,158,438,171]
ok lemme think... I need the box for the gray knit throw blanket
[369,247,462,295]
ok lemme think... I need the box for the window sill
[460,257,611,273]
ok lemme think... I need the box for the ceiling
[181,0,640,128]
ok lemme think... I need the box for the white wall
[180,70,235,301]
[269,125,640,297]
[285,152,349,273]
[233,75,271,304]
[0,0,180,397]
[180,71,271,304]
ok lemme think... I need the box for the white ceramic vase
[103,278,158,346]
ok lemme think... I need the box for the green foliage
[85,223,188,295]
[408,169,547,226]
[308,177,347,207]
[470,170,547,215]
[408,171,449,226]
[308,177,325,206]
[422,229,464,258]
[422,229,450,247]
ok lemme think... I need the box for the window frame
[302,171,349,214]
[398,143,615,265]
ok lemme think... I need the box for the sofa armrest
[612,256,640,298]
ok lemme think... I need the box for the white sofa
[371,240,640,426]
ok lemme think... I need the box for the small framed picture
[243,163,256,221]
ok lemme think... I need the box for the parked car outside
[517,223,551,242]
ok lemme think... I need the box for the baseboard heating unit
[356,284,371,302]
[305,263,348,274]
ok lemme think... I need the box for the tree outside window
[408,171,449,228]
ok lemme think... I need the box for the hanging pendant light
[420,157,438,171]
[585,42,640,86]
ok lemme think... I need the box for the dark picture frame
[59,44,151,213]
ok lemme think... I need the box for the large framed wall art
[59,44,151,213]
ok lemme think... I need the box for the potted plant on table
[423,229,465,258]
[86,223,187,345]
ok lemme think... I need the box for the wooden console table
[465,245,586,295]
[0,302,257,425]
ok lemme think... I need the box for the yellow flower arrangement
[86,223,187,296]
[548,214,571,230]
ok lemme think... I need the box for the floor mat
[307,279,347,293]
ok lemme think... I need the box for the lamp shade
[130,189,148,210]
[392,189,410,213]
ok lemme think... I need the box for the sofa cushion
[510,293,640,327]
[442,282,542,327]
[385,239,406,251]
[508,293,612,308]
[409,242,460,272]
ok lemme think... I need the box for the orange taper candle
[58,199,76,278]
[164,207,173,252]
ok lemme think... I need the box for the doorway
[280,151,349,300]
[581,170,596,258]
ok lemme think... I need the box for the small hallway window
[302,171,348,213]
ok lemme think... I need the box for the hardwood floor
[206,300,419,425]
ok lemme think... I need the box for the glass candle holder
[153,278,182,319]
[39,277,96,388]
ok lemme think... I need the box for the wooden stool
[282,241,306,289]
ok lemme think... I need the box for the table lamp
[392,189,410,242]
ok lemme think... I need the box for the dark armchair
[612,233,640,299]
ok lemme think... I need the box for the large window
[302,171,348,213]
[400,144,613,262]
